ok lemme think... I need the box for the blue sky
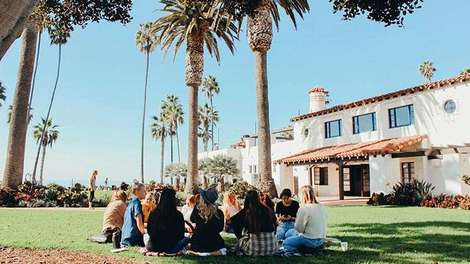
[1,0,469,186]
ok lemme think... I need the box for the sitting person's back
[233,190,278,256]
[189,187,225,254]
[102,191,128,233]
[282,186,327,254]
[146,188,189,254]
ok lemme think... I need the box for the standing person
[233,190,278,256]
[188,187,226,255]
[145,188,189,255]
[88,170,98,209]
[282,185,327,254]
[120,183,147,248]
[275,188,299,241]
[222,191,241,232]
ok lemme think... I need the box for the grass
[1,206,470,263]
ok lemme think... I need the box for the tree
[164,163,188,190]
[2,22,38,188]
[201,75,220,150]
[217,0,424,197]
[198,103,219,152]
[3,0,132,188]
[151,114,167,184]
[419,61,436,82]
[460,69,470,75]
[199,155,239,192]
[153,0,237,194]
[0,81,5,107]
[33,118,59,185]
[136,22,159,183]
[162,95,184,163]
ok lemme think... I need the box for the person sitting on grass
[232,190,278,256]
[222,191,241,233]
[144,188,189,256]
[282,185,327,254]
[275,188,300,241]
[141,192,156,224]
[260,192,275,213]
[181,194,197,232]
[89,190,128,244]
[120,183,146,248]
[187,187,226,256]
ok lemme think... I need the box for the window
[303,128,309,137]
[314,167,328,185]
[253,165,257,174]
[444,100,456,113]
[353,113,376,134]
[401,162,415,184]
[325,119,341,138]
[389,105,414,128]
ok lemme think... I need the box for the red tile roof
[279,135,426,165]
[292,73,470,122]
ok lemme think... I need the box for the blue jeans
[167,237,190,254]
[276,221,295,241]
[283,229,324,253]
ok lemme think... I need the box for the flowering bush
[421,194,469,209]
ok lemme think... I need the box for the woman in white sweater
[282,185,327,253]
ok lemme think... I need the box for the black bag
[112,229,122,249]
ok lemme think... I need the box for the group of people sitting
[94,183,327,256]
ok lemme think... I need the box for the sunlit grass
[1,206,469,263]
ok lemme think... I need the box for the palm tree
[136,22,159,184]
[153,0,237,194]
[162,95,184,163]
[200,155,239,192]
[216,0,309,197]
[201,75,220,150]
[31,23,70,184]
[198,103,218,152]
[2,22,38,188]
[419,61,436,83]
[33,118,59,185]
[460,69,470,75]
[0,81,5,107]
[151,114,167,184]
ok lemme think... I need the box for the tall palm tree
[151,114,167,184]
[162,95,184,163]
[218,0,309,197]
[31,23,70,184]
[7,105,33,124]
[33,118,59,185]
[2,22,38,188]
[419,61,436,83]
[153,0,237,194]
[0,81,5,107]
[201,75,220,150]
[136,22,159,184]
[198,103,219,152]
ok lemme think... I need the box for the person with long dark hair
[275,188,299,241]
[233,190,278,256]
[145,188,189,255]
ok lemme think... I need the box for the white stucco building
[199,74,470,198]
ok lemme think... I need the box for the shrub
[459,196,470,210]
[176,191,187,207]
[391,182,419,206]
[0,188,18,207]
[462,175,470,186]
[229,181,258,199]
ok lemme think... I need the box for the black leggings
[90,190,95,202]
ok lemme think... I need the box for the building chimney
[308,86,328,112]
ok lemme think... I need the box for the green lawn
[1,206,469,264]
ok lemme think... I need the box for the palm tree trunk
[2,23,37,189]
[140,50,150,183]
[39,144,46,185]
[32,43,62,181]
[184,33,204,194]
[254,50,277,197]
[29,30,42,185]
[248,1,277,197]
[176,125,181,163]
[170,133,174,164]
[160,135,165,184]
[185,84,199,194]
[0,0,38,61]
[210,97,214,151]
